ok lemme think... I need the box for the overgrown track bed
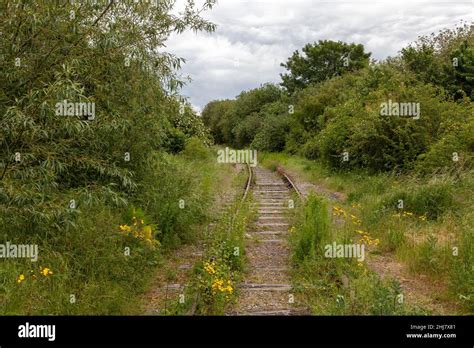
[230,166,309,315]
[143,163,251,315]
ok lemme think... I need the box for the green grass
[288,193,427,315]
[261,152,473,314]
[291,194,330,262]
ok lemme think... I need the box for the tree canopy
[280,40,371,94]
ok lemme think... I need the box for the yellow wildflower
[119,224,131,232]
[41,267,53,276]
[17,274,25,283]
[204,262,216,275]
[212,278,224,292]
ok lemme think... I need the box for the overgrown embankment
[261,153,473,314]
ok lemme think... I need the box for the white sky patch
[167,0,473,109]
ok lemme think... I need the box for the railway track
[147,163,308,316]
[231,165,309,315]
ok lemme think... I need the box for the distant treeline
[202,24,473,174]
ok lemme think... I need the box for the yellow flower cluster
[119,224,131,232]
[350,214,362,226]
[203,260,234,299]
[41,267,53,276]
[332,206,347,218]
[392,211,427,221]
[333,206,362,225]
[17,267,53,284]
[204,261,216,275]
[119,216,158,247]
[332,204,379,246]
[289,226,296,233]
[211,279,233,294]
[359,232,380,246]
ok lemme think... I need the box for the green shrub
[135,152,214,249]
[380,179,455,219]
[292,194,331,262]
[0,204,160,315]
[251,114,290,152]
[416,116,474,174]
[298,63,472,173]
[302,137,320,160]
[163,127,187,154]
[315,113,355,170]
[182,137,211,161]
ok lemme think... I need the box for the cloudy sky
[166,0,473,112]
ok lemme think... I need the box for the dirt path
[231,166,308,315]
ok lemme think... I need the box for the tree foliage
[401,24,474,99]
[0,0,216,232]
[280,40,371,94]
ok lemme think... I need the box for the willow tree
[0,0,216,234]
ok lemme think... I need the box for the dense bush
[294,64,472,173]
[201,100,235,144]
[415,115,474,174]
[250,101,290,152]
[163,127,187,154]
[202,83,283,148]
[135,150,215,249]
[0,1,216,233]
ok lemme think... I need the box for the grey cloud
[167,0,472,111]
